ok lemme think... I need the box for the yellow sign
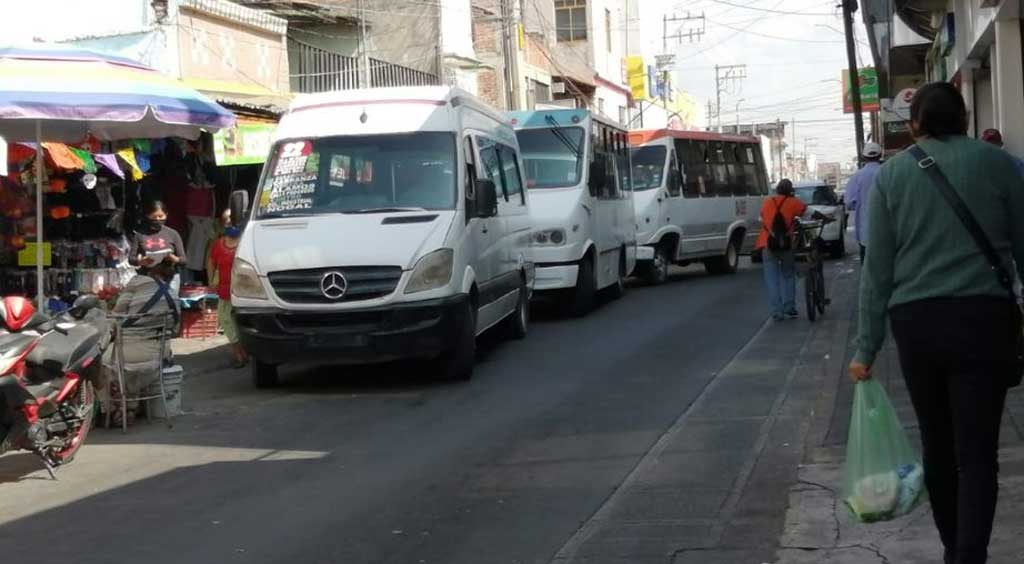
[18,243,52,267]
[625,56,646,100]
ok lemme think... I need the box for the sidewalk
[778,260,1024,564]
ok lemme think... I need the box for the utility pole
[715,64,746,132]
[776,118,784,182]
[735,99,744,129]
[707,100,715,131]
[842,0,865,162]
[358,0,370,88]
[661,12,705,110]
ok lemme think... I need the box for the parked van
[508,109,637,315]
[229,87,534,386]
[628,130,768,284]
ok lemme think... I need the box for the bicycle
[795,212,835,322]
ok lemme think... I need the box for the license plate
[309,334,369,347]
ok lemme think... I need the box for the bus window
[677,139,706,198]
[711,141,730,197]
[724,142,745,196]
[741,145,760,196]
[667,150,682,197]
[753,145,770,194]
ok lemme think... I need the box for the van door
[664,147,683,252]
[475,138,507,327]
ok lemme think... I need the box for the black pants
[890,297,1013,564]
[859,244,866,262]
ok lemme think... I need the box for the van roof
[508,109,626,131]
[629,129,760,146]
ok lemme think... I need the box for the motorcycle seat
[26,324,104,381]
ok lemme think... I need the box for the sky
[634,0,873,166]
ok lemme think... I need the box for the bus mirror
[588,159,607,196]
[476,178,498,218]
[229,190,250,227]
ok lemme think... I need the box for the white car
[793,181,847,259]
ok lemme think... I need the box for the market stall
[0,44,235,307]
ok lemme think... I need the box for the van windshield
[515,127,584,189]
[795,185,837,206]
[256,132,457,217]
[629,146,666,191]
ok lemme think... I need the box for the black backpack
[766,196,792,252]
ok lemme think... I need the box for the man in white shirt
[843,142,883,262]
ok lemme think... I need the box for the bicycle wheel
[805,265,817,322]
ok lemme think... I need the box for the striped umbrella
[0,44,236,303]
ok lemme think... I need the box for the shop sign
[213,121,276,166]
[625,56,646,101]
[880,87,917,151]
[842,67,880,113]
[655,54,676,72]
[17,243,51,267]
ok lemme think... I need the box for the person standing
[980,128,1024,177]
[756,179,807,321]
[849,82,1024,564]
[207,210,247,368]
[843,141,883,261]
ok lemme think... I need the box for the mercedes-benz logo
[320,271,348,300]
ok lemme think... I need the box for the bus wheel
[705,237,740,275]
[641,244,670,285]
[566,256,597,317]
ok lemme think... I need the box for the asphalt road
[0,261,773,564]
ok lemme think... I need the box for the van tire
[438,300,476,381]
[641,244,671,285]
[705,237,741,275]
[567,256,597,317]
[252,360,279,388]
[505,278,529,340]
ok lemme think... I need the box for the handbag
[908,144,1024,388]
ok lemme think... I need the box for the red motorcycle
[0,295,110,478]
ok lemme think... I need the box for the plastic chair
[105,311,177,433]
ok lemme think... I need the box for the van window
[795,184,838,205]
[257,133,457,216]
[677,139,709,198]
[711,142,730,197]
[753,146,770,194]
[498,144,525,205]
[666,150,682,197]
[740,144,760,196]
[724,142,745,196]
[516,126,585,188]
[629,146,666,191]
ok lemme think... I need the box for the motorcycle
[0,294,110,478]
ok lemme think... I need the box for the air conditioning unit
[552,82,567,94]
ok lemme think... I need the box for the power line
[706,17,845,43]
[695,0,837,16]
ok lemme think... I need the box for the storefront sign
[655,54,676,72]
[213,121,276,166]
[842,67,880,113]
[880,87,917,151]
[17,243,51,267]
[625,56,647,101]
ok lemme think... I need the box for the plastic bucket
[145,365,184,418]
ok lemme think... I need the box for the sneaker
[785,310,800,319]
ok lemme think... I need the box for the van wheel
[641,244,670,285]
[438,300,476,381]
[252,360,279,388]
[566,256,597,317]
[829,237,846,259]
[607,250,627,300]
[505,279,529,340]
[705,237,740,275]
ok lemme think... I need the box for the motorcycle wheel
[46,380,95,465]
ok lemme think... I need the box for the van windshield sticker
[263,141,316,212]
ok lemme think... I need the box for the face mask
[148,218,165,231]
[224,226,241,238]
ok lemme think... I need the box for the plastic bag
[843,380,924,522]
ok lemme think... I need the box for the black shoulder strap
[907,144,1016,299]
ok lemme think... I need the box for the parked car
[792,180,847,259]
[229,86,534,386]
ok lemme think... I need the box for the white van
[628,130,768,283]
[229,86,534,386]
[507,109,637,316]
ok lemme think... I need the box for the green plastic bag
[842,380,925,522]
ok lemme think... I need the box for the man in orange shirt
[756,179,808,320]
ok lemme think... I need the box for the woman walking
[849,82,1024,564]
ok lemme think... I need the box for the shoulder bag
[908,144,1023,388]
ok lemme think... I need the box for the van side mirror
[475,178,498,218]
[229,190,250,227]
[588,159,607,197]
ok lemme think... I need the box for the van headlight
[231,258,267,300]
[533,228,566,246]
[405,249,454,294]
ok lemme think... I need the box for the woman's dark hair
[910,82,968,138]
[142,200,166,217]
[776,178,794,196]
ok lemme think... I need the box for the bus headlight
[405,249,454,294]
[533,229,567,246]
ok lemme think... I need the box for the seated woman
[103,261,180,425]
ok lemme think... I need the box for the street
[0,260,800,564]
